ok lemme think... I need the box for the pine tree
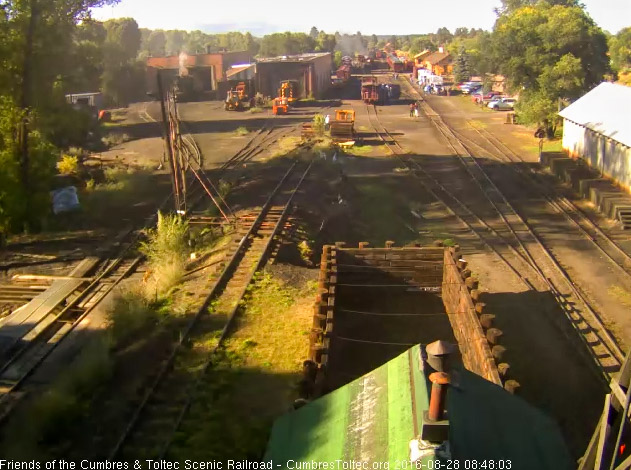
[454,46,472,83]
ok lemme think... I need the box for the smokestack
[425,340,455,372]
[179,52,189,77]
[428,372,450,421]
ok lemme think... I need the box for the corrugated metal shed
[265,345,573,469]
[559,82,631,148]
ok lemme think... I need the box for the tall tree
[315,31,336,53]
[147,30,166,57]
[0,0,118,232]
[492,2,609,136]
[435,27,453,45]
[454,45,472,83]
[609,27,631,74]
[309,26,318,39]
[102,18,142,105]
[495,0,580,15]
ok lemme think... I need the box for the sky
[92,0,631,35]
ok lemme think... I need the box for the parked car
[472,91,500,103]
[461,83,483,95]
[488,97,516,110]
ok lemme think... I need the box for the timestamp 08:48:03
[395,460,512,470]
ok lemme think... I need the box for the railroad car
[386,54,406,73]
[361,77,387,105]
[336,64,352,82]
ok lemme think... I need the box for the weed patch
[0,337,113,458]
[57,155,80,175]
[234,126,249,136]
[140,212,189,298]
[522,139,563,154]
[101,132,130,147]
[345,145,373,156]
[168,268,316,460]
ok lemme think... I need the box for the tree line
[0,0,629,236]
[382,1,629,137]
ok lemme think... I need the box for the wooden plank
[12,274,94,281]
[0,258,100,349]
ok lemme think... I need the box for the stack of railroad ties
[297,241,519,405]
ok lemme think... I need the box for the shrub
[234,126,249,136]
[1,337,112,457]
[312,114,325,137]
[101,132,130,147]
[107,289,159,347]
[57,155,79,175]
[140,212,189,297]
[0,99,57,233]
[218,179,232,199]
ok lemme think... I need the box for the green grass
[81,166,156,224]
[168,269,317,461]
[355,181,418,246]
[249,107,264,113]
[522,139,563,155]
[345,144,374,156]
[0,337,113,459]
[234,126,249,136]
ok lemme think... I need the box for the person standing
[409,102,415,117]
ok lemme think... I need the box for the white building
[559,82,631,190]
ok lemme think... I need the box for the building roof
[423,51,452,65]
[146,51,249,69]
[559,82,631,148]
[265,345,573,468]
[414,50,432,60]
[256,52,331,64]
[226,63,256,79]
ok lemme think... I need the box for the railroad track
[365,96,623,380]
[0,229,145,421]
[109,158,313,460]
[0,102,214,422]
[450,122,631,277]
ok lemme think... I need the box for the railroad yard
[2,60,631,466]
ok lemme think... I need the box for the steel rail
[461,123,631,275]
[158,159,314,458]
[364,93,617,381]
[363,103,536,289]
[108,158,313,460]
[419,99,624,369]
[400,80,624,372]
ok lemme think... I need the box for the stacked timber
[442,245,519,393]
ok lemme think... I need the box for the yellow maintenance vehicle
[329,110,356,144]
[272,97,289,115]
[279,80,299,104]
[224,81,254,111]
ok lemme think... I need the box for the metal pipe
[428,372,450,421]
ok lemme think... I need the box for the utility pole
[156,71,181,211]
